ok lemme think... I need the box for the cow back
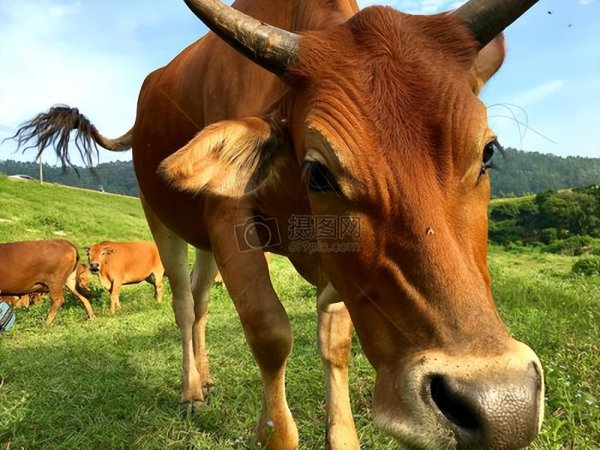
[0,240,79,295]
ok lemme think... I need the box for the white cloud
[0,1,166,163]
[507,80,566,108]
[578,0,595,5]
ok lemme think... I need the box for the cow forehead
[290,8,485,160]
[294,8,479,84]
[88,245,108,257]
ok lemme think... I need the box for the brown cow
[13,0,545,448]
[85,241,164,313]
[0,240,95,325]
[0,292,43,308]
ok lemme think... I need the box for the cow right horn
[455,0,539,49]
[184,0,301,75]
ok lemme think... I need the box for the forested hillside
[490,148,600,197]
[1,147,598,197]
[489,185,600,260]
[0,160,138,196]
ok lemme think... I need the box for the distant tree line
[0,147,598,198]
[489,185,600,255]
[0,160,138,196]
[490,148,600,197]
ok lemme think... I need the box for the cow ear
[472,34,505,94]
[159,117,288,197]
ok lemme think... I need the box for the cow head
[161,0,544,448]
[86,244,114,274]
[76,263,94,296]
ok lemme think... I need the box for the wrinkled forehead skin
[285,8,508,363]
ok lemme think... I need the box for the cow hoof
[179,400,205,418]
[202,383,216,397]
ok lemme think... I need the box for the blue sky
[0,0,598,165]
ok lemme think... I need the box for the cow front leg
[318,302,359,450]
[109,280,122,314]
[190,248,218,394]
[141,197,204,409]
[216,248,298,449]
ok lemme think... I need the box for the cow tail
[5,105,132,173]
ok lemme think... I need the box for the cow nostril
[430,375,479,433]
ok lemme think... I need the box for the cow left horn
[455,0,539,48]
[184,0,301,75]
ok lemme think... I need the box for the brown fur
[11,1,543,448]
[86,241,164,314]
[0,240,95,324]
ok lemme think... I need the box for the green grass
[1,175,598,448]
[491,193,536,204]
[489,247,599,448]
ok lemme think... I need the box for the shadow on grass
[0,311,256,449]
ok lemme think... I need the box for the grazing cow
[0,295,29,308]
[0,240,95,325]
[13,0,545,448]
[0,292,43,308]
[85,241,164,313]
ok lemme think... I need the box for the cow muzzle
[89,263,100,273]
[372,341,544,449]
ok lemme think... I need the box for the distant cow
[86,241,164,313]
[0,240,95,325]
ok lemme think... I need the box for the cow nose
[90,263,99,272]
[429,361,543,449]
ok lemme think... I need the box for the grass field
[0,175,598,449]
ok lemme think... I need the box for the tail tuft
[6,105,99,173]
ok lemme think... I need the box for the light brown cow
[13,0,545,448]
[85,241,164,313]
[0,240,95,325]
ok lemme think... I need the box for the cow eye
[303,160,340,192]
[480,139,502,176]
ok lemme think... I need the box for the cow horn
[184,0,300,74]
[455,0,539,48]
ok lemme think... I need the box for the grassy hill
[0,175,598,448]
[0,176,149,247]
